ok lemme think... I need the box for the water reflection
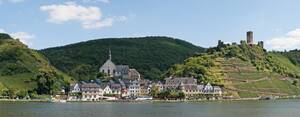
[0,100,300,117]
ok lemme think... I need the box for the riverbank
[0,99,50,102]
[1,95,300,103]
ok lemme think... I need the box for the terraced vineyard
[220,58,300,98]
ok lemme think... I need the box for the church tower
[109,48,112,60]
[99,48,116,77]
[247,31,253,44]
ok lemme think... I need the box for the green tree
[150,85,160,98]
[16,90,28,99]
[8,88,17,99]
[178,92,185,99]
[292,80,298,86]
[35,68,63,95]
[70,64,93,81]
[1,87,9,98]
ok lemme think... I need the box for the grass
[228,72,268,80]
[269,53,300,75]
[238,91,259,98]
[0,73,37,90]
[234,75,300,96]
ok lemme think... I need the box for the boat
[135,96,153,101]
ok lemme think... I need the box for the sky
[1,0,300,51]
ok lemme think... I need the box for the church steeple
[109,48,112,60]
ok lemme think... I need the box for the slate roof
[100,59,116,70]
[164,77,197,89]
[182,84,198,90]
[81,83,101,92]
[116,65,129,74]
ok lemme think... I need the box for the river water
[0,99,299,117]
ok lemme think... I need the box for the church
[99,49,141,80]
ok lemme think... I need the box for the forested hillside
[40,36,205,81]
[0,33,71,98]
[275,49,300,67]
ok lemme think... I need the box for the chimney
[247,31,253,44]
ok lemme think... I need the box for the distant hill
[0,33,71,97]
[40,36,205,81]
[275,49,300,67]
[166,41,300,98]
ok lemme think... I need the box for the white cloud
[40,2,125,29]
[0,28,35,46]
[11,32,35,45]
[267,28,300,51]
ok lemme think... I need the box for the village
[53,50,223,102]
[51,31,272,102]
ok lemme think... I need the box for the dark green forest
[40,36,205,81]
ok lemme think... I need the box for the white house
[203,83,214,94]
[103,85,112,95]
[213,86,222,95]
[81,83,103,101]
[70,83,81,93]
[68,83,82,101]
[203,83,222,95]
[128,80,140,98]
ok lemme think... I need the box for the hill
[40,36,205,81]
[166,41,300,98]
[0,33,71,98]
[274,49,300,67]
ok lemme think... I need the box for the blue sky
[1,0,300,50]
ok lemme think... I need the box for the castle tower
[258,41,264,48]
[247,31,253,44]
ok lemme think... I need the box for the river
[0,99,299,117]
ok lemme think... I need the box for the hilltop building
[246,31,264,48]
[247,31,254,45]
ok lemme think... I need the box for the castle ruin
[246,31,263,48]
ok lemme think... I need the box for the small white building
[203,83,214,94]
[68,83,81,101]
[103,85,112,95]
[213,86,222,95]
[70,83,81,93]
[81,83,103,101]
[203,83,222,95]
[110,83,122,95]
[128,80,140,98]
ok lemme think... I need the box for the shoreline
[1,96,300,103]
